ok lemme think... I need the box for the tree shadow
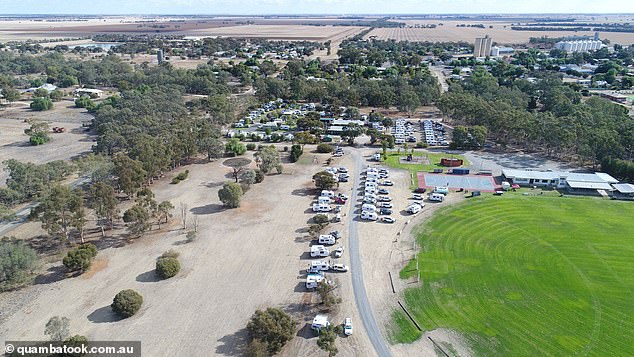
[215,327,248,356]
[33,265,68,285]
[190,204,224,215]
[296,323,316,339]
[291,188,315,197]
[202,181,224,188]
[87,305,122,323]
[136,270,160,283]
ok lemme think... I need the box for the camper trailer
[318,234,336,245]
[312,314,330,332]
[320,190,335,198]
[406,203,423,214]
[312,203,331,212]
[429,193,445,202]
[310,245,330,257]
[361,204,377,212]
[305,274,325,289]
[307,260,331,273]
[318,196,332,204]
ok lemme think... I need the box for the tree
[246,308,296,354]
[0,204,15,222]
[30,185,82,243]
[30,97,53,111]
[111,289,143,318]
[317,325,338,356]
[313,214,329,226]
[313,171,337,190]
[289,144,303,163]
[113,155,146,198]
[225,138,246,156]
[75,96,96,110]
[33,88,50,98]
[316,280,342,309]
[199,134,225,160]
[49,90,64,102]
[239,169,257,189]
[45,316,70,341]
[122,205,151,237]
[245,339,269,357]
[69,190,87,243]
[218,182,243,208]
[88,182,118,237]
[255,145,281,174]
[341,123,364,145]
[24,120,50,146]
[62,244,98,272]
[0,238,37,291]
[223,158,252,183]
[1,86,21,103]
[156,251,180,279]
[156,201,174,229]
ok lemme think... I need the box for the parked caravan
[321,190,335,198]
[360,211,378,221]
[433,186,449,195]
[361,204,377,212]
[310,245,330,257]
[307,260,331,273]
[306,274,325,289]
[311,314,330,332]
[318,234,336,245]
[318,196,332,204]
[429,193,445,202]
[407,203,423,214]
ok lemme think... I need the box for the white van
[364,187,377,195]
[360,211,378,221]
[361,204,377,212]
[429,193,445,202]
[318,234,336,245]
[307,260,331,273]
[318,196,332,204]
[310,245,330,257]
[321,190,335,198]
[306,274,325,289]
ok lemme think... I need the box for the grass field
[384,151,467,188]
[393,195,634,356]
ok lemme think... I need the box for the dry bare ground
[0,100,94,186]
[0,147,378,356]
[187,25,366,41]
[365,21,634,45]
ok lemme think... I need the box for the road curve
[347,150,392,357]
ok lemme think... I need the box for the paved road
[430,66,449,93]
[347,150,392,357]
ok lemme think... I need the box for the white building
[491,46,515,57]
[502,169,618,191]
[555,40,604,53]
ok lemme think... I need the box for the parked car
[377,196,392,202]
[363,197,377,204]
[414,187,427,193]
[412,194,424,200]
[382,217,396,224]
[378,188,389,195]
[360,211,378,221]
[331,264,349,272]
[338,167,348,173]
[344,318,353,336]
[379,208,393,215]
[334,246,344,258]
[379,202,393,208]
[336,193,349,200]
[381,180,394,186]
[338,176,349,182]
[329,231,342,240]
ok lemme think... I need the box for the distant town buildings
[490,46,514,57]
[474,35,492,57]
[555,40,604,53]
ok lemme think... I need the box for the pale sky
[0,0,633,15]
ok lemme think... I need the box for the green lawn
[393,196,634,356]
[383,151,467,189]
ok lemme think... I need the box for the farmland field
[393,195,634,356]
[365,21,634,45]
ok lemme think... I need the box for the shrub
[317,143,335,153]
[289,144,303,163]
[218,182,243,208]
[245,339,269,357]
[246,308,295,354]
[313,214,329,225]
[156,256,180,279]
[30,97,53,111]
[29,133,49,146]
[171,170,189,184]
[246,143,256,151]
[0,238,38,291]
[283,146,289,152]
[254,170,265,184]
[111,289,143,318]
[62,244,98,272]
[186,231,197,243]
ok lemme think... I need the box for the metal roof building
[502,169,618,191]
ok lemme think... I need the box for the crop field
[365,21,634,45]
[393,195,634,356]
[188,24,365,41]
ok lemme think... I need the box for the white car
[412,194,424,200]
[334,246,344,258]
[382,180,394,186]
[382,217,396,224]
[331,264,349,272]
[344,317,353,336]
[363,197,377,205]
[377,196,391,202]
[379,202,393,208]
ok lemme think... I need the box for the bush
[246,308,295,354]
[62,244,98,272]
[75,96,96,110]
[415,142,428,148]
[0,238,38,291]
[313,214,329,225]
[283,146,289,152]
[171,170,189,184]
[289,144,303,163]
[245,339,269,357]
[218,182,243,208]
[246,143,257,151]
[186,231,197,243]
[317,143,335,153]
[29,133,49,146]
[30,97,53,111]
[111,289,143,318]
[254,170,265,184]
[156,256,180,279]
